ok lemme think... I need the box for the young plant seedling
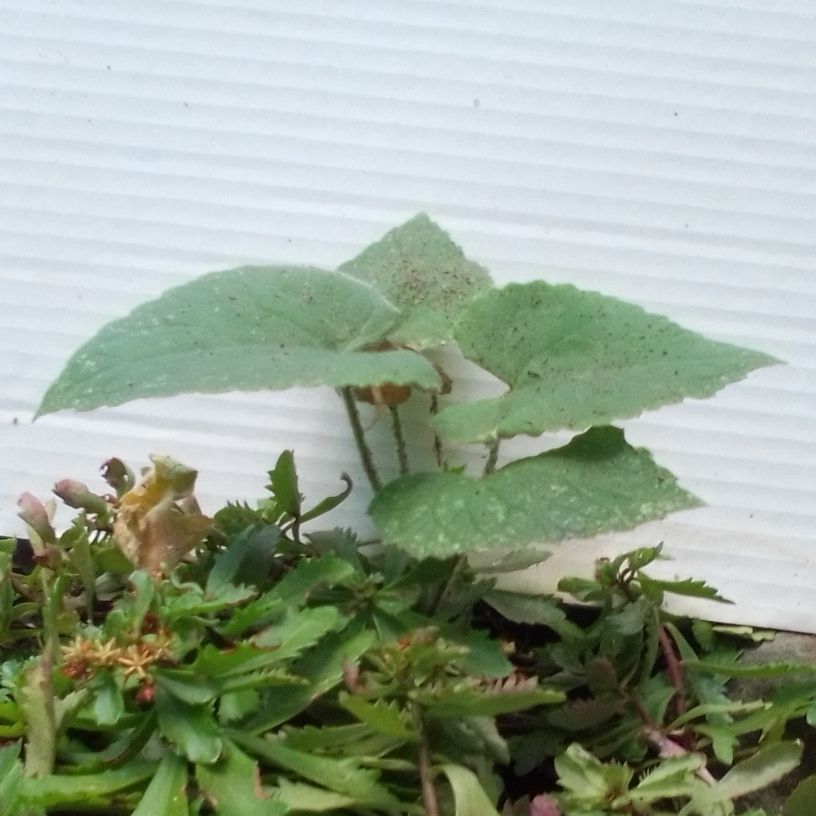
[36,213,780,563]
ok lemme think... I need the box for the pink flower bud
[53,479,109,516]
[530,796,561,816]
[17,492,56,545]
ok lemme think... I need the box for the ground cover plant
[3,214,814,813]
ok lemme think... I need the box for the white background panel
[0,0,813,631]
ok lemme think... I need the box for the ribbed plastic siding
[0,0,813,630]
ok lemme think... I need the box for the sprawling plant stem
[630,695,717,786]
[483,439,500,476]
[389,406,410,476]
[659,624,688,717]
[416,713,440,816]
[340,387,383,493]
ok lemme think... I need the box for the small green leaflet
[369,426,700,558]
[433,281,778,443]
[220,555,355,637]
[235,733,401,809]
[483,590,582,639]
[785,775,816,816]
[154,668,220,705]
[693,741,802,807]
[684,660,816,678]
[281,723,373,752]
[155,690,222,764]
[339,213,493,348]
[37,266,441,416]
[638,574,731,603]
[546,697,623,731]
[338,692,418,740]
[252,606,346,660]
[89,673,125,725]
[555,743,632,800]
[439,763,501,816]
[266,450,300,520]
[196,740,284,816]
[414,682,564,717]
[132,754,188,816]
[0,744,22,815]
[294,627,377,697]
[271,779,358,811]
[18,761,158,807]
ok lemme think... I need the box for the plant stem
[389,405,409,476]
[429,395,443,469]
[483,439,500,476]
[658,624,687,716]
[416,714,440,816]
[629,693,717,786]
[340,388,383,493]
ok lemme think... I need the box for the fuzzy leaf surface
[339,213,493,348]
[433,281,778,443]
[370,426,700,557]
[38,266,441,415]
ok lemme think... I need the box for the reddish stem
[658,624,687,716]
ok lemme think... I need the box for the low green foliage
[3,455,814,814]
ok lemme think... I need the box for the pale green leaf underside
[369,426,700,558]
[339,213,493,348]
[433,282,779,444]
[37,266,441,416]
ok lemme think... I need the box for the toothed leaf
[370,426,700,557]
[434,281,778,443]
[38,266,441,416]
[339,213,493,348]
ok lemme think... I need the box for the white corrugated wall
[0,1,814,630]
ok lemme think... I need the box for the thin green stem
[389,406,409,476]
[483,439,500,476]
[429,395,444,469]
[415,709,440,816]
[659,623,688,717]
[340,388,383,493]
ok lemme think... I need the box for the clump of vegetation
[3,214,811,813]
[3,455,816,814]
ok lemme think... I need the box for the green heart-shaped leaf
[369,426,700,558]
[433,281,779,443]
[37,266,441,416]
[339,213,493,348]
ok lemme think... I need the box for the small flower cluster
[60,631,173,682]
